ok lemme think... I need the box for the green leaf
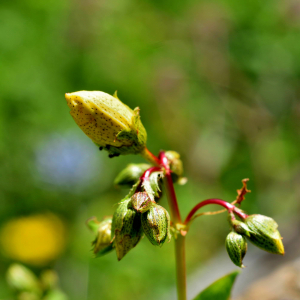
[193,270,240,300]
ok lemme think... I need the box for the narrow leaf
[193,270,240,300]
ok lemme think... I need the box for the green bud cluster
[90,175,171,261]
[110,194,171,260]
[225,213,284,268]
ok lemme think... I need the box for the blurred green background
[1,0,300,299]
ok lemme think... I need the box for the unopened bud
[165,151,183,183]
[92,218,113,256]
[65,91,147,156]
[141,204,171,246]
[6,264,41,295]
[111,199,143,260]
[244,214,284,255]
[131,192,154,213]
[225,232,247,268]
[114,163,151,188]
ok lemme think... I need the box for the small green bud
[131,192,154,213]
[165,151,183,183]
[114,163,151,188]
[92,218,114,256]
[244,214,284,255]
[65,91,147,157]
[225,232,247,268]
[6,264,41,295]
[111,199,143,260]
[141,204,171,246]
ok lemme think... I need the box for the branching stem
[184,198,248,225]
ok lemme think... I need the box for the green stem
[140,147,161,166]
[175,235,187,300]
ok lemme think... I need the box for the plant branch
[184,198,248,225]
[140,147,161,166]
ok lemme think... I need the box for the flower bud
[225,232,247,268]
[165,151,184,183]
[114,163,151,188]
[244,214,284,255]
[111,199,143,260]
[65,91,147,157]
[131,192,154,213]
[141,204,171,246]
[6,264,41,295]
[91,218,114,257]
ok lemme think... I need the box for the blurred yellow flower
[0,214,66,266]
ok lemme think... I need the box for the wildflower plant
[65,91,284,300]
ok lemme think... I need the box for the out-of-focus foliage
[0,0,300,299]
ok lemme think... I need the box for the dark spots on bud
[99,147,103,151]
[109,153,120,158]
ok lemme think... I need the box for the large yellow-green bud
[244,214,284,255]
[111,199,143,261]
[65,91,147,157]
[141,204,171,246]
[225,232,247,268]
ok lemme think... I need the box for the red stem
[142,147,161,165]
[160,151,182,223]
[141,166,162,181]
[184,198,248,225]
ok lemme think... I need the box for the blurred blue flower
[35,132,102,192]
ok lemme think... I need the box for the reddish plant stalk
[141,147,161,166]
[184,198,248,225]
[140,166,162,181]
[160,151,182,223]
[141,149,186,300]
